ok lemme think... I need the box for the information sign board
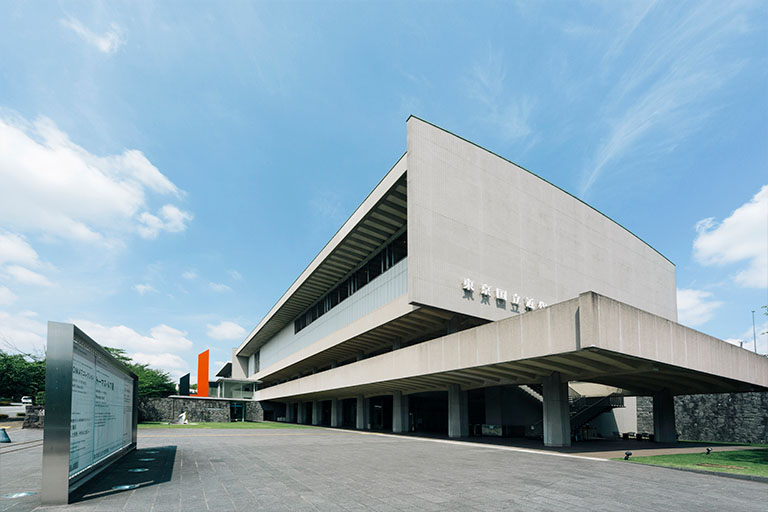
[42,322,138,505]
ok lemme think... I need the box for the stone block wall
[22,405,44,429]
[139,397,263,423]
[636,392,768,444]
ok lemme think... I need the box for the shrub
[0,401,10,406]
[16,412,25,417]
[0,414,8,420]
[35,391,45,406]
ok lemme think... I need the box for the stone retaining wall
[636,392,768,444]
[139,397,263,423]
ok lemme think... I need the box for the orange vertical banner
[198,350,209,398]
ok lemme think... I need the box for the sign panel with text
[42,322,138,505]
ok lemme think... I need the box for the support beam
[542,372,570,447]
[331,398,340,427]
[653,388,676,443]
[392,391,409,433]
[312,400,320,426]
[447,383,469,438]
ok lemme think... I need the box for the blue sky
[0,1,766,381]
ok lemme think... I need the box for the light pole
[752,310,758,354]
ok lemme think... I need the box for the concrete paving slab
[0,427,766,511]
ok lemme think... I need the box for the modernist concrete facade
[232,117,768,446]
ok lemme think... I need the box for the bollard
[0,427,11,443]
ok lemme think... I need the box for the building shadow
[69,445,176,503]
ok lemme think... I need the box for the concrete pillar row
[392,391,409,433]
[653,388,676,443]
[312,400,320,426]
[447,383,469,438]
[356,395,366,429]
[331,398,340,427]
[542,372,571,447]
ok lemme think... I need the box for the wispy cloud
[693,185,768,289]
[133,283,156,295]
[580,2,754,196]
[182,270,198,280]
[228,269,242,281]
[209,282,232,293]
[466,45,534,142]
[60,17,124,55]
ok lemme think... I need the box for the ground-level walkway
[1,426,765,511]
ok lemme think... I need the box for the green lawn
[616,448,768,478]
[138,420,314,430]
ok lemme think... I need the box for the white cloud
[228,269,242,280]
[207,321,246,341]
[677,288,723,327]
[0,232,40,267]
[0,286,17,306]
[131,352,188,373]
[138,205,193,239]
[133,283,156,295]
[0,310,46,355]
[60,17,124,55]
[209,282,232,293]
[182,270,198,280]
[0,113,190,246]
[693,185,768,289]
[5,265,53,287]
[71,320,194,354]
[724,320,768,355]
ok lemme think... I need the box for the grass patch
[679,439,768,448]
[616,448,768,478]
[138,421,314,430]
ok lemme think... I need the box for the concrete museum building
[230,117,768,447]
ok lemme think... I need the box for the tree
[104,348,176,398]
[0,350,46,401]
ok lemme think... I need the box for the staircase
[569,395,624,435]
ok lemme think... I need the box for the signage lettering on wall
[461,278,547,312]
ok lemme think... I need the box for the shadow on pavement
[69,445,176,503]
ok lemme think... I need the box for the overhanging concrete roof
[236,155,408,357]
[254,291,768,401]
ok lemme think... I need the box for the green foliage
[104,347,176,398]
[34,391,45,406]
[0,350,45,402]
[0,414,8,420]
[16,412,25,417]
[618,448,768,478]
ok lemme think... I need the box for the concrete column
[484,387,502,425]
[331,398,340,427]
[447,384,469,438]
[392,391,409,433]
[286,402,295,423]
[312,400,320,426]
[356,351,364,361]
[356,395,366,429]
[542,372,571,447]
[392,337,402,350]
[297,402,306,424]
[653,389,676,443]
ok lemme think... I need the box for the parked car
[21,396,33,405]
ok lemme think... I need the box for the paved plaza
[1,425,766,511]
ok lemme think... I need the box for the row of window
[294,231,407,333]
